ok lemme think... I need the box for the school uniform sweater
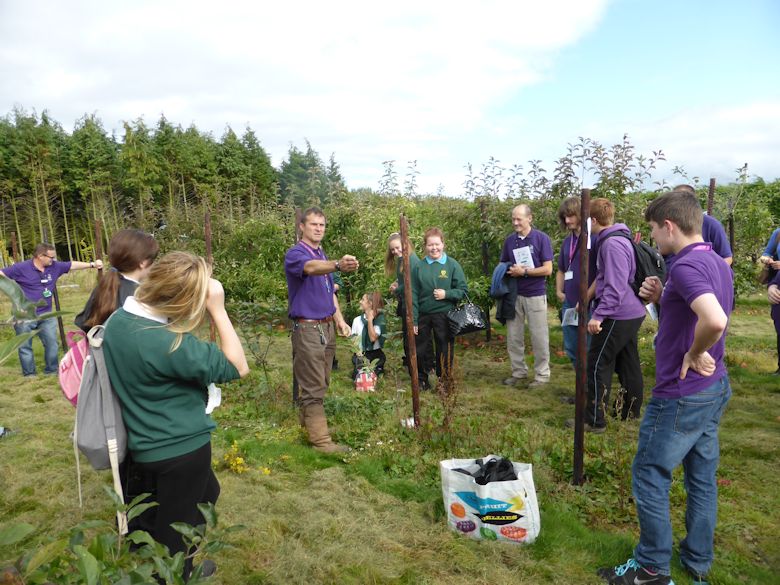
[411,255,468,323]
[104,306,240,463]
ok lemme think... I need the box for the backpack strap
[87,323,128,535]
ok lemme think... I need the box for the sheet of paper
[645,303,658,322]
[562,307,579,326]
[512,246,535,268]
[205,383,222,414]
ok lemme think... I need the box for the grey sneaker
[502,376,526,386]
[528,379,549,388]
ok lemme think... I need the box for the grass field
[1,273,778,584]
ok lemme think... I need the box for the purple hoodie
[592,223,646,322]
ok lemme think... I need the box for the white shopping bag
[440,454,541,544]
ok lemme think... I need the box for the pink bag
[59,331,88,406]
[355,371,377,392]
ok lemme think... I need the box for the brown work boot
[303,404,349,453]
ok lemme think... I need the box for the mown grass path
[1,277,778,584]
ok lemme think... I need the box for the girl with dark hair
[75,229,159,331]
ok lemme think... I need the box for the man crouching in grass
[598,191,733,585]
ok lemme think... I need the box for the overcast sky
[2,0,779,195]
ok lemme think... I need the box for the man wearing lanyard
[284,207,358,453]
[500,204,554,388]
[599,191,733,585]
[555,196,597,370]
[1,242,102,376]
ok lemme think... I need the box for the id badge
[42,288,52,298]
[564,270,574,281]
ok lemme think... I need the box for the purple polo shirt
[284,242,336,320]
[1,259,72,315]
[557,231,597,305]
[500,228,553,297]
[654,242,733,399]
[664,214,732,269]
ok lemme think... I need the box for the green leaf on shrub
[74,544,101,585]
[24,538,68,576]
[0,522,35,546]
[127,530,157,548]
[127,502,159,523]
[196,502,217,528]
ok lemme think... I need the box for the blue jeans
[14,317,59,376]
[561,299,590,368]
[632,376,731,576]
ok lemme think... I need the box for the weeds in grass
[0,489,241,585]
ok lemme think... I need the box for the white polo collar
[122,296,168,324]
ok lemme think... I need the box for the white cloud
[1,0,610,192]
[628,101,780,185]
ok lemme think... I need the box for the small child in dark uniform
[350,292,386,380]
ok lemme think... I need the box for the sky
[1,0,779,195]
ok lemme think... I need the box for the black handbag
[447,294,488,336]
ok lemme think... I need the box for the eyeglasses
[42,254,56,260]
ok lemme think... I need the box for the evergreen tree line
[2,108,778,310]
[0,108,345,263]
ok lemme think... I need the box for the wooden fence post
[573,188,591,486]
[400,214,421,428]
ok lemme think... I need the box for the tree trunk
[10,195,25,258]
[40,166,57,247]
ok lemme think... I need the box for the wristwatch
[335,260,341,271]
[523,268,529,278]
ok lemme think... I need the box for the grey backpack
[73,322,128,533]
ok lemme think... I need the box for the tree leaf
[0,523,35,546]
[73,545,101,585]
[0,277,40,320]
[24,538,68,576]
[126,502,158,523]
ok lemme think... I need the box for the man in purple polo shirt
[663,185,733,269]
[579,198,646,432]
[1,242,102,376]
[500,204,554,388]
[285,207,358,453]
[599,191,733,585]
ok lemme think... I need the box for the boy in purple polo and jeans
[1,242,102,376]
[599,191,733,585]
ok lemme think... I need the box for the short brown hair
[589,198,615,226]
[33,243,55,257]
[301,207,325,224]
[672,184,696,195]
[557,197,581,229]
[645,191,703,236]
[423,227,445,245]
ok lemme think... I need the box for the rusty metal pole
[573,188,591,486]
[11,232,19,263]
[400,214,421,428]
[205,210,216,342]
[707,178,716,216]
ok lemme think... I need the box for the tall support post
[205,210,216,342]
[707,178,716,216]
[573,188,591,486]
[400,214,420,428]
